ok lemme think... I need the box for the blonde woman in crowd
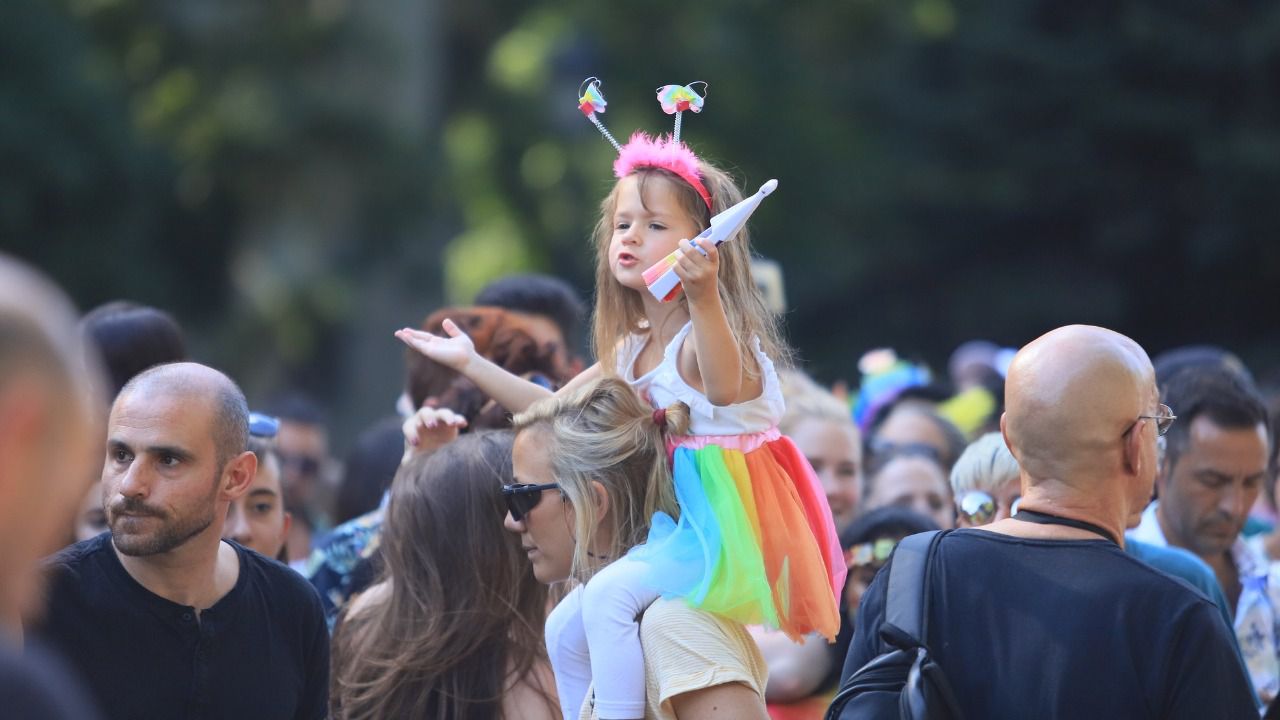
[508,377,769,719]
[949,432,1022,527]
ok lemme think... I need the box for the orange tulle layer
[631,432,846,641]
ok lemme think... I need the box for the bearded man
[34,362,329,720]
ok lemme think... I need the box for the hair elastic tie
[652,408,667,428]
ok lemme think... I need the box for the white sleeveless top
[616,321,784,436]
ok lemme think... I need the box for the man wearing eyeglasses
[840,325,1255,719]
[1131,364,1275,704]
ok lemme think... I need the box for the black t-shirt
[35,533,329,720]
[845,529,1257,720]
[0,640,101,719]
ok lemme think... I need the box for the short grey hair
[950,431,1020,495]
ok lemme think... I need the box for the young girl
[396,87,844,719]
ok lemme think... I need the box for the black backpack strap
[881,530,947,649]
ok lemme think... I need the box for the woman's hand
[400,406,468,465]
[395,318,475,371]
[673,238,720,304]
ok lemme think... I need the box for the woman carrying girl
[396,80,843,719]
[508,376,769,718]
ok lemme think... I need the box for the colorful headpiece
[577,77,713,209]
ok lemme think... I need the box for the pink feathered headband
[578,78,713,210]
[614,132,712,209]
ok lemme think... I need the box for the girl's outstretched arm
[395,319,601,413]
[674,238,760,406]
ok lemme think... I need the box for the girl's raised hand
[673,237,720,303]
[400,405,468,465]
[395,318,475,371]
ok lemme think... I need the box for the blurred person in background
[35,363,329,719]
[310,301,575,627]
[754,370,863,712]
[862,446,955,530]
[838,507,940,639]
[223,415,292,563]
[867,405,968,473]
[0,254,104,719]
[265,391,336,566]
[762,507,939,720]
[404,305,579,425]
[778,370,863,529]
[951,432,1022,528]
[74,301,188,544]
[74,482,109,543]
[1248,388,1280,562]
[1131,365,1275,703]
[330,431,557,720]
[1152,345,1271,537]
[473,272,588,381]
[945,340,1010,438]
[80,301,187,397]
[331,416,403,528]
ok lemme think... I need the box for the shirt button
[181,612,193,622]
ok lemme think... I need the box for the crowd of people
[1,111,1277,719]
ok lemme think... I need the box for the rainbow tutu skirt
[629,427,846,641]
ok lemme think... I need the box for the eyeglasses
[956,490,1021,526]
[502,483,560,522]
[1128,403,1177,438]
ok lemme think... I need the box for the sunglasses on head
[248,412,280,439]
[502,482,560,522]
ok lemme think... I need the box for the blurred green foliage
[3,0,1279,443]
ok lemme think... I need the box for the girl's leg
[580,555,658,719]
[545,585,592,720]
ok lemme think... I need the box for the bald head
[118,362,249,468]
[1004,325,1155,486]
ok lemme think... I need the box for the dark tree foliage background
[3,0,1278,446]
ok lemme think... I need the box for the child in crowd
[396,79,843,719]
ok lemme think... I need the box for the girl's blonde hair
[511,376,687,582]
[590,161,791,378]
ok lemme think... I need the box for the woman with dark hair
[330,431,557,719]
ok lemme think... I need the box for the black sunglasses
[502,482,560,522]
